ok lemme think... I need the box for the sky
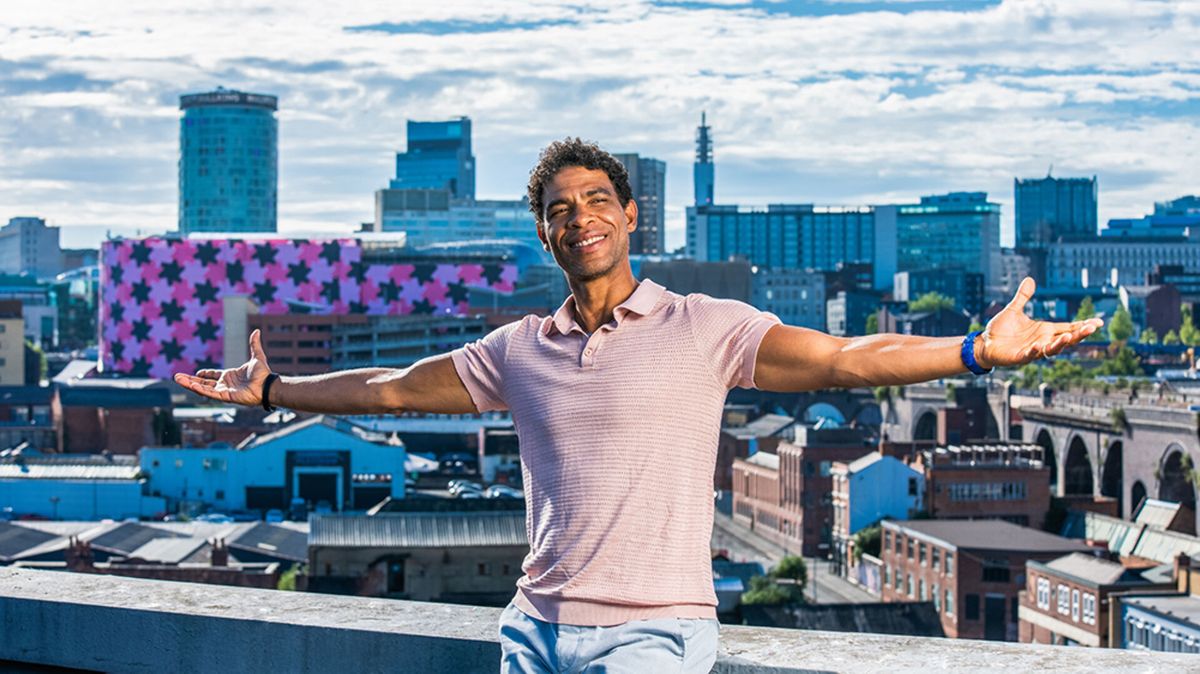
[1,0,1198,250]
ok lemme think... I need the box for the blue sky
[1,0,1197,249]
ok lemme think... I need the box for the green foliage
[1096,345,1143,377]
[1110,406,1128,433]
[865,312,879,335]
[1017,363,1043,389]
[741,575,797,606]
[771,555,808,589]
[1182,305,1200,347]
[1042,359,1089,388]
[909,291,955,313]
[853,524,882,562]
[1109,306,1134,343]
[968,320,984,333]
[277,564,306,591]
[945,382,957,403]
[23,340,46,385]
[1075,297,1096,321]
[1139,327,1159,345]
[1164,329,1182,345]
[873,385,891,403]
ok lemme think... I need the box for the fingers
[195,369,222,380]
[1007,277,1037,313]
[174,373,235,402]
[250,328,269,364]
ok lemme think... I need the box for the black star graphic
[161,300,184,325]
[131,281,151,303]
[253,281,276,305]
[379,279,401,302]
[349,301,368,314]
[482,264,504,285]
[195,242,220,266]
[253,244,277,266]
[320,241,341,265]
[109,301,125,323]
[130,242,152,265]
[349,260,369,283]
[131,319,151,342]
[287,261,310,286]
[194,281,219,305]
[159,261,183,284]
[413,264,435,283]
[129,357,151,377]
[226,260,245,285]
[411,298,433,314]
[161,339,184,361]
[196,318,219,343]
[447,283,470,305]
[321,280,340,302]
[110,265,124,284]
[110,342,125,362]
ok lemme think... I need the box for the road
[712,511,876,605]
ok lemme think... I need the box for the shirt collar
[543,279,666,337]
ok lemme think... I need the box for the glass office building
[895,192,1001,289]
[1014,175,1097,249]
[613,153,667,255]
[391,118,475,201]
[178,88,278,234]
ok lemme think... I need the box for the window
[1071,589,1080,622]
[982,559,1010,583]
[883,566,889,587]
[477,563,492,576]
[932,547,940,570]
[945,551,954,577]
[964,594,980,620]
[908,477,918,496]
[919,579,926,601]
[919,543,926,566]
[945,590,955,616]
[932,583,941,611]
[895,533,903,554]
[215,490,225,500]
[1037,578,1051,609]
[907,574,914,597]
[907,538,914,560]
[894,567,902,590]
[1057,585,1070,615]
[1082,593,1096,625]
[883,530,891,551]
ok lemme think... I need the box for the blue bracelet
[961,330,992,375]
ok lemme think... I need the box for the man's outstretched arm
[754,277,1104,393]
[173,329,478,415]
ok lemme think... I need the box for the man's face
[537,166,638,283]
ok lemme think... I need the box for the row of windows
[884,566,954,616]
[1036,578,1096,625]
[946,481,1027,502]
[1125,617,1200,653]
[884,529,954,575]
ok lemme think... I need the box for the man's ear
[535,219,550,250]
[624,199,639,232]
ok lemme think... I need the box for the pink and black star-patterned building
[100,237,517,378]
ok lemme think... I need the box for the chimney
[1175,553,1192,594]
[211,537,228,567]
[65,535,93,571]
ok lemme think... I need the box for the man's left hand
[977,277,1104,369]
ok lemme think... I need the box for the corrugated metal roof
[846,453,884,473]
[892,520,1091,553]
[0,522,58,561]
[1045,552,1129,585]
[87,522,187,555]
[1133,527,1200,565]
[1134,499,1183,530]
[228,522,308,562]
[0,464,142,480]
[126,537,209,564]
[310,512,527,549]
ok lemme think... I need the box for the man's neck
[566,269,639,333]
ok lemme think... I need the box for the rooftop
[743,451,780,470]
[310,511,527,549]
[887,519,1092,553]
[1039,552,1153,587]
[4,568,1198,673]
[1126,594,1200,627]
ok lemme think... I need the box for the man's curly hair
[527,138,633,224]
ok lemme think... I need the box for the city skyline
[1,0,1197,250]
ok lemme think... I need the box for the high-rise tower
[693,112,714,207]
[613,153,666,255]
[178,88,278,234]
[391,117,475,201]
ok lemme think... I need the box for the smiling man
[175,138,1102,673]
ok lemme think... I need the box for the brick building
[916,443,1051,528]
[716,413,794,491]
[1019,552,1169,647]
[881,519,1090,641]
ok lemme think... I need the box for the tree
[1139,327,1159,345]
[1182,305,1200,347]
[909,292,955,313]
[853,524,882,562]
[865,312,879,335]
[1075,297,1096,321]
[741,575,795,606]
[1108,305,1134,343]
[1165,329,1182,345]
[1097,345,1142,377]
[968,320,984,333]
[771,554,808,592]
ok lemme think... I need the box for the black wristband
[261,373,280,412]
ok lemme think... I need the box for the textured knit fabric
[451,279,780,626]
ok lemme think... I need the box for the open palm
[173,329,272,406]
[978,278,1104,369]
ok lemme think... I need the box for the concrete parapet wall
[2,568,1197,673]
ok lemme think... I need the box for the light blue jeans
[498,603,720,673]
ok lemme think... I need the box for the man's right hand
[173,329,272,407]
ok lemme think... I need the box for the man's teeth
[572,235,606,249]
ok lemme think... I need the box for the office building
[694,112,714,206]
[0,301,25,385]
[373,193,538,248]
[895,193,1001,289]
[639,258,751,303]
[1103,195,1200,239]
[751,267,827,330]
[1014,175,1098,249]
[391,117,474,201]
[178,88,278,234]
[332,314,490,370]
[915,444,1051,529]
[1045,236,1200,290]
[827,289,881,337]
[0,217,61,279]
[613,153,666,255]
[893,269,985,318]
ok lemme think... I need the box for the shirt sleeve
[686,294,782,390]
[450,319,523,412]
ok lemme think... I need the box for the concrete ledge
[3,568,1198,673]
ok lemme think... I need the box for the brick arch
[1063,433,1095,496]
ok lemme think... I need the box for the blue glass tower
[178,88,278,234]
[391,118,475,201]
[1014,174,1097,248]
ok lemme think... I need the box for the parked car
[458,491,483,499]
[288,497,308,521]
[195,513,234,523]
[229,511,259,522]
[449,481,483,496]
[485,485,524,499]
[265,509,284,523]
[314,500,333,515]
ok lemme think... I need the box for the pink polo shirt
[451,279,780,626]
